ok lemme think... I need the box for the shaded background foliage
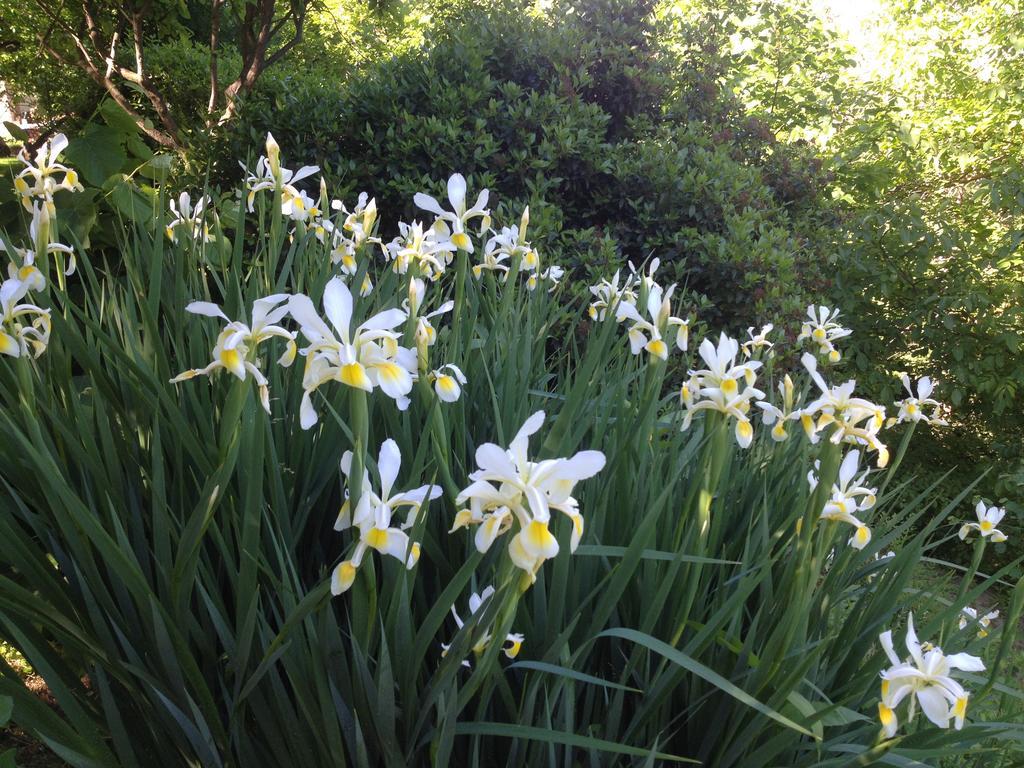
[2,0,1020,541]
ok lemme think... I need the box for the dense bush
[230,0,835,329]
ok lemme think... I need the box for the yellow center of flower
[365,527,389,550]
[524,520,557,553]
[506,639,523,658]
[980,520,994,533]
[451,232,471,250]
[0,332,19,357]
[953,696,968,718]
[721,377,738,396]
[646,338,667,359]
[332,561,358,595]
[340,362,371,389]
[437,375,457,394]
[854,526,870,547]
[812,327,826,342]
[377,362,402,383]
[878,702,895,727]
[219,347,244,376]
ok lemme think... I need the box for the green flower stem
[217,378,251,461]
[877,422,916,500]
[977,574,1024,698]
[452,248,469,363]
[945,536,987,643]
[418,378,460,503]
[348,388,369,509]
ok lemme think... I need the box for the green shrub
[228,0,835,329]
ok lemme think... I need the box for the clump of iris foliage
[0,133,1022,767]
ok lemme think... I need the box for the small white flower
[820,450,877,549]
[413,173,490,253]
[440,586,525,665]
[741,324,774,357]
[430,364,467,402]
[14,133,83,210]
[681,334,764,448]
[332,439,441,595]
[0,275,51,359]
[797,305,851,363]
[169,295,296,414]
[958,501,1008,543]
[587,270,637,322]
[891,374,949,426]
[959,606,999,638]
[877,613,984,736]
[166,192,215,244]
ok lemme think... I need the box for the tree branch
[208,0,224,117]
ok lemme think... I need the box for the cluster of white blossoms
[0,277,51,359]
[384,220,457,279]
[13,133,84,212]
[815,450,877,549]
[890,374,949,427]
[166,192,216,244]
[798,305,852,363]
[326,192,381,279]
[169,295,297,413]
[289,278,417,424]
[877,613,984,737]
[441,586,525,666]
[960,606,1000,638]
[588,260,688,353]
[587,269,638,322]
[452,411,606,583]
[800,353,889,467]
[2,133,84,359]
[680,335,763,447]
[242,133,321,220]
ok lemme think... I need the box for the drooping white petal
[916,685,952,729]
[945,652,985,672]
[475,443,518,479]
[558,450,607,480]
[413,193,447,219]
[378,439,402,501]
[185,301,229,320]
